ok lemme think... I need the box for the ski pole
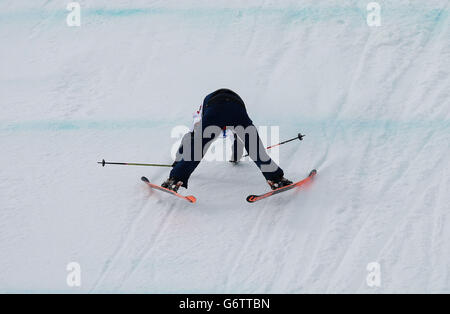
[243,133,305,157]
[99,133,305,167]
[98,159,172,168]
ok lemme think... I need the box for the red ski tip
[185,196,197,203]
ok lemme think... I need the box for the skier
[162,89,293,192]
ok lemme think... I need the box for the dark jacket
[202,89,246,113]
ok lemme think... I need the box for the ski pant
[170,89,284,187]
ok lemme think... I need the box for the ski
[246,169,317,203]
[141,177,197,203]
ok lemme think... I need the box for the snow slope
[0,0,449,293]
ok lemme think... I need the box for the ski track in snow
[90,194,150,292]
[0,0,449,293]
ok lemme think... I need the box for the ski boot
[161,177,184,193]
[267,177,293,190]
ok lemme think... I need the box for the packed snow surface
[0,0,449,293]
